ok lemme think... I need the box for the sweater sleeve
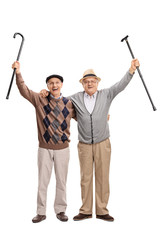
[71,106,77,121]
[68,100,77,121]
[16,73,40,107]
[108,70,134,101]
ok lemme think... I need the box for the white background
[0,0,160,239]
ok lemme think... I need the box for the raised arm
[108,59,140,100]
[12,61,39,107]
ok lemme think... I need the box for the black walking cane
[121,35,156,111]
[6,32,25,99]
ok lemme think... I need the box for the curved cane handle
[6,32,25,99]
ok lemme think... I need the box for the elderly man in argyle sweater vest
[12,61,76,223]
[40,59,140,222]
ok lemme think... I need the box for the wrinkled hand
[12,61,20,74]
[39,89,49,97]
[129,59,140,74]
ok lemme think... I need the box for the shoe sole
[32,216,46,223]
[96,216,114,222]
[73,216,92,221]
[56,217,68,222]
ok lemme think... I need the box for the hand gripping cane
[6,32,25,99]
[121,35,156,111]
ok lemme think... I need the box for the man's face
[82,77,99,96]
[47,78,63,98]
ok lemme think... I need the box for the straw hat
[79,69,101,83]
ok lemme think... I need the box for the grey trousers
[37,147,70,215]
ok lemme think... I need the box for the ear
[82,83,85,89]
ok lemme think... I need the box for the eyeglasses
[47,81,61,86]
[83,80,98,85]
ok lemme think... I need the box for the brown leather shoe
[56,212,68,222]
[96,214,114,222]
[32,214,46,223]
[73,213,92,221]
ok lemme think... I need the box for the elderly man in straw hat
[40,59,140,221]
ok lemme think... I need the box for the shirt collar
[84,91,97,98]
[50,93,63,99]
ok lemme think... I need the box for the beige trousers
[78,138,111,215]
[37,147,70,215]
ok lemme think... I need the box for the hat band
[83,74,97,78]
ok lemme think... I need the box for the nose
[52,82,58,87]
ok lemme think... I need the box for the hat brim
[79,76,101,83]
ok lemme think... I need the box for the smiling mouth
[52,88,58,91]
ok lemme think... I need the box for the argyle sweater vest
[16,73,75,150]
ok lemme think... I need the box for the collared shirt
[84,91,97,114]
[50,93,63,100]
